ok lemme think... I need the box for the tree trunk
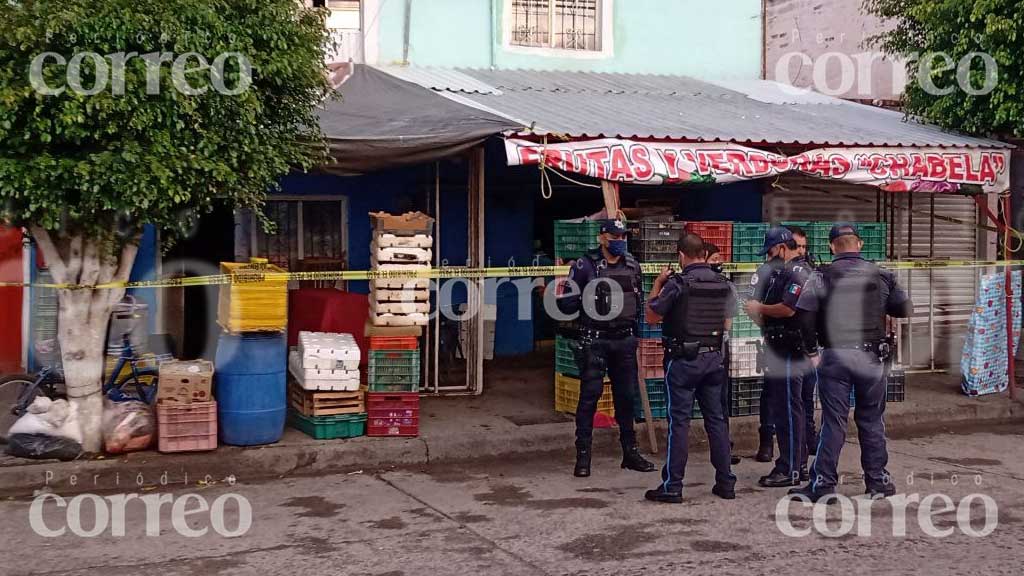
[30,227,139,453]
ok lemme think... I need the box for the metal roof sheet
[375,66,1010,149]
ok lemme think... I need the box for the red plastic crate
[369,336,419,350]
[638,338,664,380]
[156,401,217,453]
[367,392,420,437]
[685,222,733,262]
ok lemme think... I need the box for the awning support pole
[1004,195,1016,401]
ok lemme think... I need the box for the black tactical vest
[818,260,884,348]
[583,250,640,330]
[663,274,731,347]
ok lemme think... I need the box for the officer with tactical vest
[643,233,737,503]
[742,227,817,487]
[790,223,912,502]
[787,226,821,458]
[557,219,656,478]
[705,242,742,466]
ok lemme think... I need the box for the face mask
[607,239,627,256]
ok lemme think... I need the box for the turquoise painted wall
[376,0,762,78]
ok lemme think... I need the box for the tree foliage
[0,0,333,243]
[864,0,1024,138]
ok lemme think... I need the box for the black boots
[759,470,801,488]
[574,444,592,477]
[755,427,775,462]
[645,487,683,504]
[621,444,656,472]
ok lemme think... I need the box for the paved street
[2,423,1022,576]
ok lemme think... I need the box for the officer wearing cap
[743,227,817,487]
[557,218,656,478]
[643,232,737,503]
[746,236,787,463]
[790,223,912,502]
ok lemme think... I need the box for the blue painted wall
[375,0,763,79]
[127,224,159,334]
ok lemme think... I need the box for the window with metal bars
[510,0,602,51]
[254,200,346,272]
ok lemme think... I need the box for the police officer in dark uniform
[557,219,656,477]
[743,227,816,487]
[790,223,912,502]
[788,226,821,457]
[643,233,737,503]
[746,242,786,462]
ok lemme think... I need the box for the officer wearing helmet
[790,223,912,502]
[557,219,656,478]
[643,232,737,503]
[743,227,817,487]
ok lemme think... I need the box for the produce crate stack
[367,335,422,437]
[685,222,733,262]
[555,334,580,377]
[287,331,366,439]
[633,378,703,421]
[637,338,664,380]
[806,221,887,262]
[370,212,434,327]
[156,360,218,453]
[731,223,769,263]
[628,220,685,262]
[554,219,603,261]
[887,367,906,402]
[218,258,288,333]
[729,376,764,417]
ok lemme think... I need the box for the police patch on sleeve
[788,283,802,296]
[750,273,759,286]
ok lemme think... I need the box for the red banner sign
[505,138,1010,193]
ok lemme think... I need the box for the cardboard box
[370,211,435,234]
[158,360,214,404]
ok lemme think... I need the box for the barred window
[510,0,602,52]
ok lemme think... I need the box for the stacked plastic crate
[628,221,684,262]
[370,212,434,326]
[806,221,887,262]
[366,335,422,436]
[554,219,603,261]
[287,331,366,439]
[731,223,769,263]
[685,222,733,262]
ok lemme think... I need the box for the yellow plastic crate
[218,258,288,332]
[554,373,615,417]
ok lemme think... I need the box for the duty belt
[826,342,880,353]
[580,327,635,340]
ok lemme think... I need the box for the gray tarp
[318,65,521,175]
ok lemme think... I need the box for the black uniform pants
[804,364,819,454]
[660,350,735,493]
[575,335,639,449]
[764,346,808,476]
[811,349,891,492]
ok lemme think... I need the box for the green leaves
[0,0,332,241]
[865,0,1024,138]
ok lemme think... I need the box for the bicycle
[0,334,161,437]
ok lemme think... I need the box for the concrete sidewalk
[1,349,1021,497]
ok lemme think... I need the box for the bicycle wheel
[111,368,159,404]
[0,374,39,440]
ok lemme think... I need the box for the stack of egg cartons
[288,331,367,439]
[370,212,434,326]
[961,271,1022,396]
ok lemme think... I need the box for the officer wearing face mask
[746,239,786,463]
[743,227,817,487]
[790,223,912,502]
[787,226,821,458]
[557,219,656,478]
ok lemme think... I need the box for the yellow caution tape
[0,260,1021,290]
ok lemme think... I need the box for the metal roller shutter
[763,175,978,368]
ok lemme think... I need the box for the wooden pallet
[289,383,365,416]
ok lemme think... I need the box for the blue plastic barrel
[215,332,287,445]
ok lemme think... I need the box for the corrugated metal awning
[378,66,1010,149]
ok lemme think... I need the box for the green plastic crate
[368,350,421,391]
[730,311,760,338]
[729,377,763,417]
[633,378,703,421]
[857,222,887,261]
[288,411,367,440]
[554,220,604,260]
[555,335,580,376]
[732,223,770,263]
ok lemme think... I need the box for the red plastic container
[638,338,665,380]
[157,401,218,453]
[367,392,420,436]
[369,336,419,350]
[685,222,733,262]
